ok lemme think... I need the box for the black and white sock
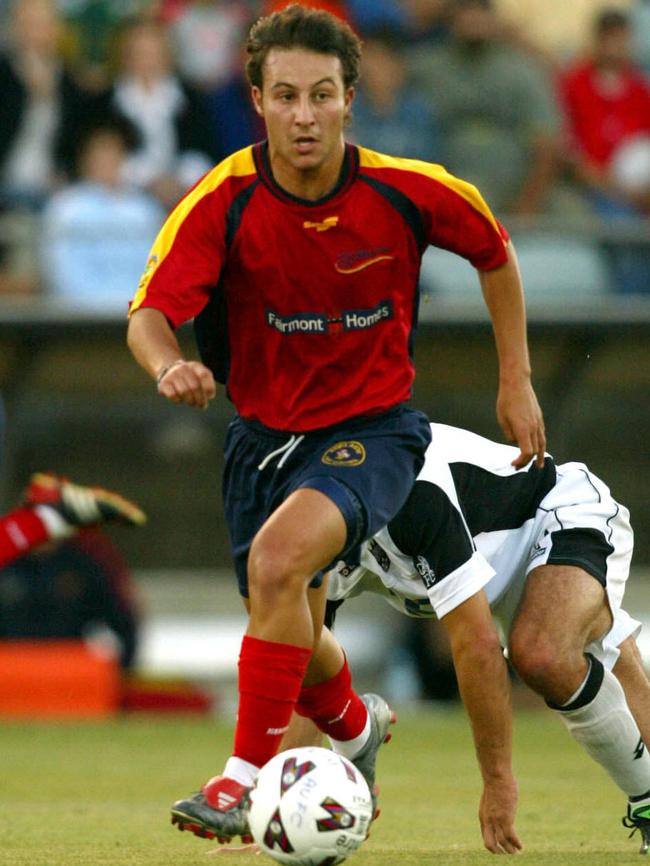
[549,653,650,799]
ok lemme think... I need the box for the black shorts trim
[546,527,614,587]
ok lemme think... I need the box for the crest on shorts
[321,441,366,466]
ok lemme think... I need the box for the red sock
[295,657,368,741]
[0,508,49,568]
[234,635,312,768]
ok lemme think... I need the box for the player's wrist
[156,359,186,386]
[498,362,532,384]
[481,766,516,786]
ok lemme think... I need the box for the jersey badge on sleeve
[321,441,366,467]
[137,254,158,291]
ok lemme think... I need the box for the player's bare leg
[246,488,346,646]
[614,636,650,750]
[172,490,344,843]
[280,712,323,750]
[174,489,392,844]
[226,488,347,783]
[509,564,650,851]
[509,564,611,704]
[246,486,397,789]
[611,634,650,850]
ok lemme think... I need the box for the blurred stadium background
[0,0,649,715]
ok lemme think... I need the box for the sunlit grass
[0,706,639,866]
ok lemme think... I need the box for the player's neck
[268,146,346,201]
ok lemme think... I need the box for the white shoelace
[257,434,305,471]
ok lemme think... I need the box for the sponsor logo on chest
[266,300,393,335]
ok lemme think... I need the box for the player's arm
[127,308,217,409]
[410,162,546,468]
[478,240,545,469]
[441,590,522,854]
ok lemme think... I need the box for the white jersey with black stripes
[327,423,638,665]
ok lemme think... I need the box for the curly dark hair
[246,4,362,90]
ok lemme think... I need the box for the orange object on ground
[0,640,119,718]
[120,675,214,714]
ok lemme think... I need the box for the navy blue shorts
[222,405,432,596]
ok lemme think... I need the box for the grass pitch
[0,705,641,866]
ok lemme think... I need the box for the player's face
[252,48,354,196]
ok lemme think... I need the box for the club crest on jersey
[321,441,366,467]
[303,216,339,232]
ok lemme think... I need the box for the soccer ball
[248,746,373,866]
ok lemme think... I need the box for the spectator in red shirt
[262,0,353,24]
[561,8,650,294]
[561,8,650,215]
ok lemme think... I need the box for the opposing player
[0,472,146,568]
[324,423,650,854]
[126,4,545,845]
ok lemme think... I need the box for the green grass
[0,706,642,866]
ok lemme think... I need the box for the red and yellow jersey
[130,142,508,432]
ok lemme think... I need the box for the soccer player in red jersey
[126,3,545,846]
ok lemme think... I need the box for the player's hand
[479,776,522,854]
[156,360,217,409]
[496,377,546,469]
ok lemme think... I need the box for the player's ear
[343,86,354,124]
[251,86,264,117]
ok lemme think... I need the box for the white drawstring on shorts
[257,434,305,471]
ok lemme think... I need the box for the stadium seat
[420,234,613,298]
[419,245,479,297]
[510,233,613,297]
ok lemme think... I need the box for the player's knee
[508,631,562,690]
[247,537,304,599]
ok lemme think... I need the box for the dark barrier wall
[1,301,649,567]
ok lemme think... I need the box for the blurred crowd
[1,0,650,303]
